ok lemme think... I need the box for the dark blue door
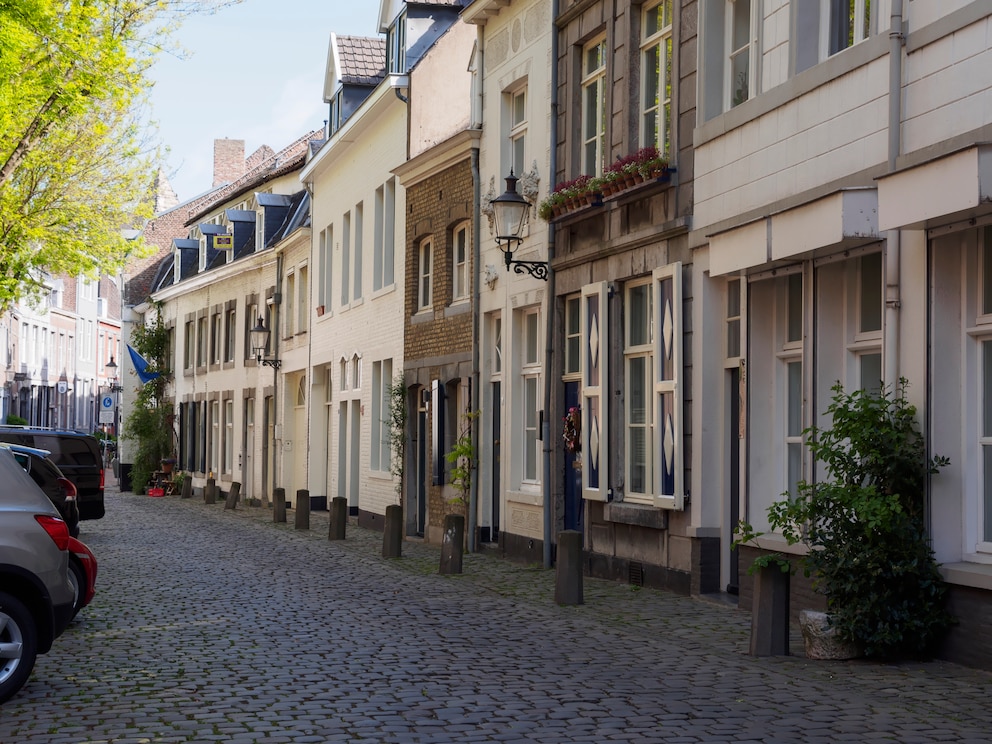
[563,381,583,532]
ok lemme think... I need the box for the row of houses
[0,274,122,437]
[122,0,992,668]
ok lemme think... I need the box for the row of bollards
[191,478,586,606]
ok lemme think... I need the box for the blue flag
[127,344,161,385]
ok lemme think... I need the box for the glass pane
[860,253,882,332]
[728,278,740,317]
[526,313,539,364]
[584,83,599,140]
[732,0,751,49]
[494,317,502,373]
[512,135,525,177]
[627,284,651,346]
[727,319,740,359]
[730,50,749,107]
[525,377,538,481]
[629,357,647,425]
[860,353,882,396]
[512,90,525,126]
[787,361,802,437]
[787,273,803,343]
[788,442,802,499]
[630,427,647,494]
[984,341,992,437]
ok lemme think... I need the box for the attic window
[386,10,406,74]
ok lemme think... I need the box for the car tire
[67,559,85,619]
[0,591,39,705]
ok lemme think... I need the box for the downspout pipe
[884,0,904,390]
[468,28,484,554]
[273,253,283,495]
[542,0,560,570]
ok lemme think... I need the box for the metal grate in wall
[628,561,644,587]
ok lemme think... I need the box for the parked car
[3,443,80,538]
[0,427,104,520]
[0,447,75,704]
[66,536,97,619]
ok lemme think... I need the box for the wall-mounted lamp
[104,356,123,393]
[491,171,548,281]
[249,317,281,369]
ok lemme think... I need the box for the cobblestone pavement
[2,487,991,743]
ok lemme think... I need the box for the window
[371,358,393,473]
[520,308,541,483]
[328,89,344,135]
[726,278,741,359]
[727,0,753,109]
[418,238,433,311]
[223,399,233,475]
[824,0,874,57]
[298,265,309,332]
[255,208,266,251]
[373,180,396,291]
[211,312,222,365]
[452,224,469,302]
[641,1,673,156]
[581,37,607,176]
[210,400,220,474]
[286,272,296,337]
[625,281,653,498]
[353,203,363,301]
[507,86,527,176]
[319,225,333,311]
[197,316,207,367]
[783,272,804,499]
[225,307,236,362]
[184,321,194,370]
[341,211,351,305]
[386,10,406,74]
[564,296,581,376]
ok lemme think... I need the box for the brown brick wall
[213,138,245,187]
[403,157,475,541]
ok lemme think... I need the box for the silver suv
[0,447,74,704]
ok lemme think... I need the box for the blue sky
[147,1,381,203]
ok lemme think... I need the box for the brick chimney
[213,138,245,187]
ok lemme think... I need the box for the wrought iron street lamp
[249,317,281,369]
[491,170,548,281]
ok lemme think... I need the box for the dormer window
[329,89,344,136]
[386,10,406,74]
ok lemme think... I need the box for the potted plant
[538,175,596,220]
[736,379,953,660]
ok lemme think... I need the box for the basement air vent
[628,561,644,587]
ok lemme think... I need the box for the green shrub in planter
[740,379,953,659]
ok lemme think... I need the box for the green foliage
[740,380,953,659]
[445,410,479,506]
[0,0,241,310]
[5,413,27,425]
[386,375,407,497]
[121,307,173,493]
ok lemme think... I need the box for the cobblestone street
[2,487,991,743]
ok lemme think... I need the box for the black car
[3,443,81,538]
[0,427,104,520]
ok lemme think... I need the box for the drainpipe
[273,253,283,494]
[468,29,484,554]
[884,0,904,390]
[542,0,560,570]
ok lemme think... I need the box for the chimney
[213,138,245,187]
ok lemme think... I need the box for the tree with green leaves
[0,0,239,310]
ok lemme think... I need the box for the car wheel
[67,559,85,619]
[0,591,39,705]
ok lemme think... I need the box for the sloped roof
[337,35,386,86]
[185,129,323,225]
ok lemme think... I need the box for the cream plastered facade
[463,0,554,547]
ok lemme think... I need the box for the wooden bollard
[439,514,465,575]
[224,481,241,510]
[382,504,402,558]
[328,496,347,540]
[273,487,286,523]
[295,489,310,530]
[749,563,791,656]
[181,476,192,499]
[554,530,584,606]
[204,476,216,505]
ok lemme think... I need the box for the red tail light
[35,515,70,551]
[58,477,77,501]
[99,468,105,490]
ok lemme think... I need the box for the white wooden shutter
[653,263,684,509]
[581,282,609,501]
